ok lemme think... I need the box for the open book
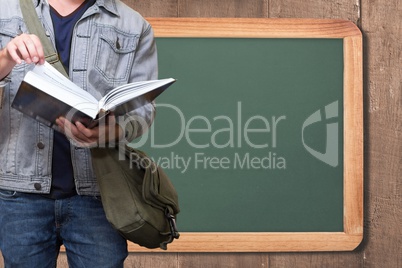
[12,62,175,128]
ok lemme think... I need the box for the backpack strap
[19,0,68,77]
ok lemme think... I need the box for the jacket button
[37,142,45,149]
[34,183,42,190]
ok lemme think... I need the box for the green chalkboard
[129,18,363,252]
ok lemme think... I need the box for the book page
[31,62,98,104]
[24,62,99,118]
[98,78,175,113]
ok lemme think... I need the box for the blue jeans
[0,190,128,267]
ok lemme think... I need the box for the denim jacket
[0,0,157,195]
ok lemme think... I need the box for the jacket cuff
[117,102,156,142]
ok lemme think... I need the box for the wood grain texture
[123,0,178,17]
[343,35,364,236]
[269,0,361,24]
[178,253,269,268]
[127,233,363,252]
[178,0,268,18]
[269,252,364,268]
[147,17,361,38]
[124,252,179,267]
[360,0,402,267]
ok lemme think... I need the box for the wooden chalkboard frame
[128,18,363,252]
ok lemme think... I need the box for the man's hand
[3,33,45,65]
[56,113,124,148]
[0,33,45,80]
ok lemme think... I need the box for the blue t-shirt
[49,0,95,199]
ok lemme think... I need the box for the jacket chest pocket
[95,27,139,83]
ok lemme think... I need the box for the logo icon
[302,101,339,167]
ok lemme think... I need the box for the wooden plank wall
[2,0,400,267]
